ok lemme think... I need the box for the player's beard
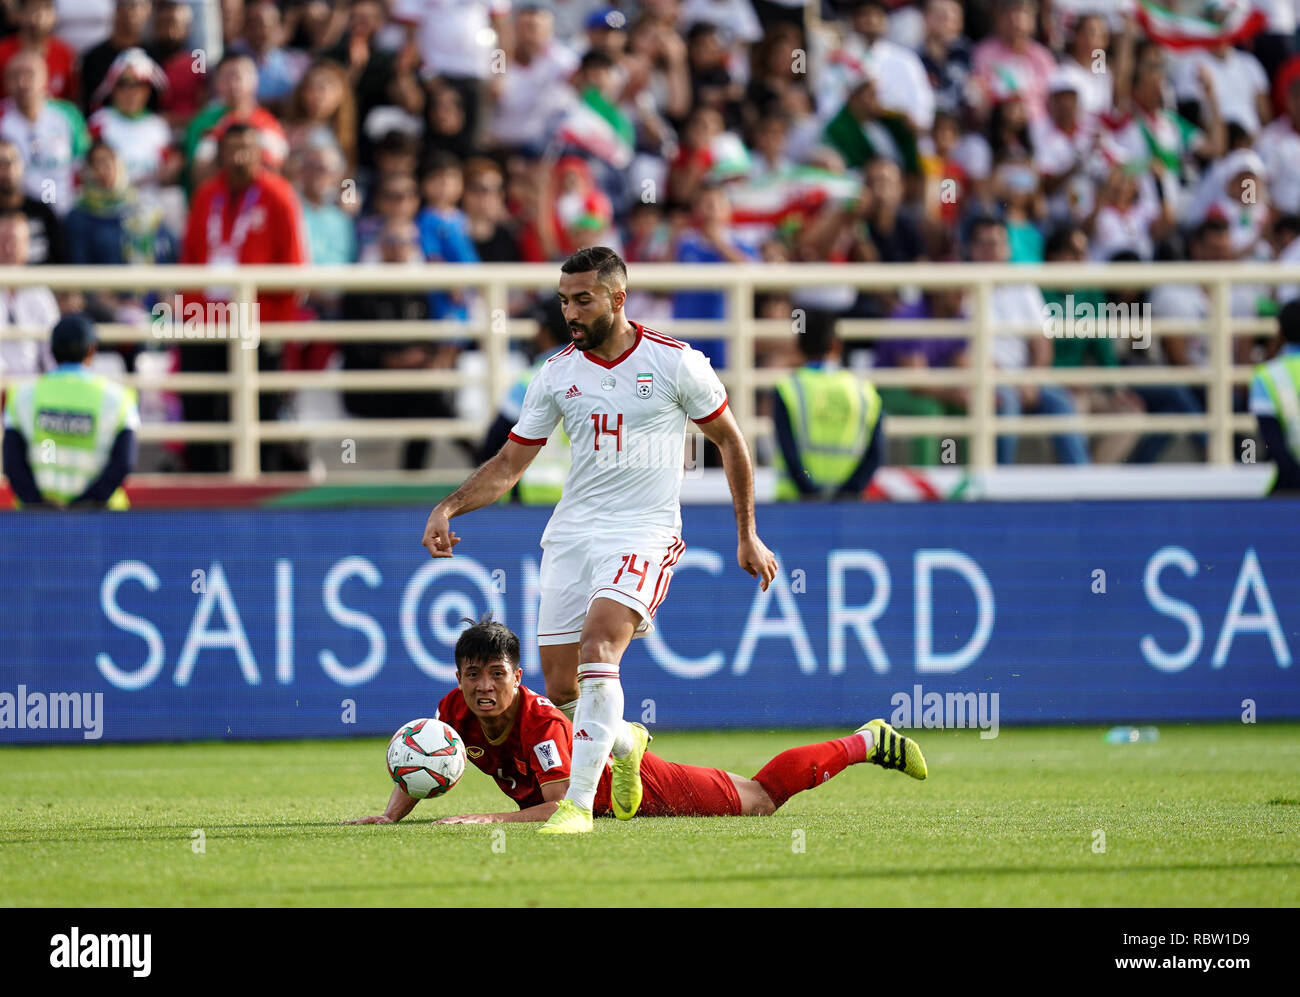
[570,309,615,353]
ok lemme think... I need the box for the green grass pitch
[2,724,1298,907]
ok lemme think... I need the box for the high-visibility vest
[511,364,570,506]
[5,367,138,509]
[774,365,881,501]
[1256,352,1300,468]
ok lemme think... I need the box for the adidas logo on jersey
[574,728,592,740]
[565,384,582,399]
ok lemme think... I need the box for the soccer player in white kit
[421,247,778,833]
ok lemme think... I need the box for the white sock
[558,698,631,755]
[858,728,874,755]
[567,663,624,811]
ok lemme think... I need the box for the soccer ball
[386,718,467,799]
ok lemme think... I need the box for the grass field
[2,724,1298,907]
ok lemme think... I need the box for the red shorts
[594,751,742,817]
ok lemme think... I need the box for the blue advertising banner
[1,501,1297,743]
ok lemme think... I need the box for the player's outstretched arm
[422,440,542,558]
[434,780,566,824]
[343,784,420,825]
[698,408,778,591]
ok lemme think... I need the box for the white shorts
[536,531,686,646]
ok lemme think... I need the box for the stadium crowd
[1,0,1299,473]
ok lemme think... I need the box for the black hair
[1275,214,1300,243]
[560,246,628,295]
[421,149,461,177]
[219,121,257,146]
[1190,216,1230,247]
[1279,299,1300,345]
[1044,222,1087,259]
[454,617,521,672]
[797,307,837,360]
[580,49,614,73]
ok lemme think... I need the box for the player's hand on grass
[434,814,496,824]
[342,815,394,825]
[738,535,778,591]
[422,507,461,558]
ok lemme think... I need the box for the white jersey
[509,321,728,545]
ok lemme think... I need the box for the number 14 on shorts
[613,554,650,591]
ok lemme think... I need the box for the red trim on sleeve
[508,431,548,446]
[691,396,729,425]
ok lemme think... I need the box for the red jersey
[183,169,307,323]
[434,684,743,818]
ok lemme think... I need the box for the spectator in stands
[461,156,520,263]
[967,214,1088,465]
[341,216,461,471]
[1057,13,1123,119]
[823,0,934,132]
[971,0,1055,122]
[672,182,759,369]
[422,76,475,162]
[233,0,311,116]
[283,59,357,177]
[147,1,202,129]
[0,137,62,262]
[918,0,971,116]
[1089,164,1173,262]
[86,48,174,196]
[296,143,355,266]
[391,0,512,147]
[822,76,920,176]
[685,22,744,132]
[0,0,78,101]
[1257,73,1300,218]
[992,158,1043,262]
[0,50,88,216]
[54,0,115,55]
[185,53,290,192]
[65,140,173,267]
[0,210,58,376]
[1171,36,1270,137]
[357,168,419,256]
[416,151,478,319]
[875,287,969,466]
[1042,223,1145,464]
[486,5,578,157]
[181,122,308,473]
[624,13,691,124]
[1250,299,1300,493]
[1031,69,1099,225]
[80,0,152,117]
[325,0,421,168]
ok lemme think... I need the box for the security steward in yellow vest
[1250,298,1300,495]
[773,308,883,500]
[3,315,138,509]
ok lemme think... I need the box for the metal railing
[0,261,1288,480]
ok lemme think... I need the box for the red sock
[752,734,868,811]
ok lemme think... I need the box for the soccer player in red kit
[421,247,780,834]
[344,621,927,828]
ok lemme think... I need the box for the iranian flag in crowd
[1135,0,1266,50]
[727,167,861,228]
[556,89,635,169]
